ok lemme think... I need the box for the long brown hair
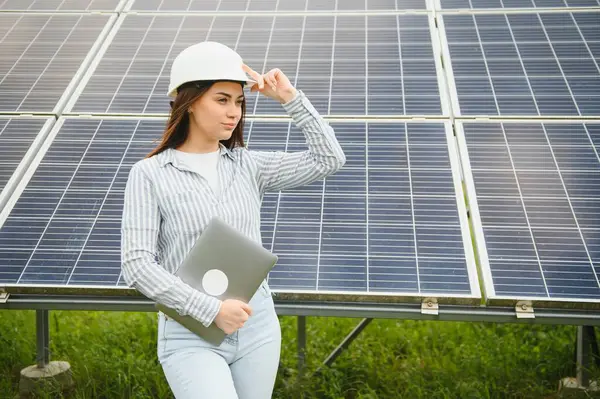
[146,80,246,158]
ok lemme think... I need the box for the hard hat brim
[167,77,257,98]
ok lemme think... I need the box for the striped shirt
[120,90,346,328]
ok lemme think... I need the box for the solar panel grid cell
[460,121,600,303]
[0,13,114,114]
[0,0,124,11]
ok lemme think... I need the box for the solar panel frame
[0,12,118,115]
[62,11,452,118]
[0,115,55,214]
[0,115,481,306]
[437,8,600,119]
[456,119,600,310]
[0,0,127,12]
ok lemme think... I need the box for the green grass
[1,309,598,398]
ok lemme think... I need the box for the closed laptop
[155,217,278,345]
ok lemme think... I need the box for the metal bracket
[0,291,9,303]
[421,298,439,315]
[516,301,535,319]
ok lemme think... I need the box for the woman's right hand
[213,299,252,335]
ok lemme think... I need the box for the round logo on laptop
[202,269,229,296]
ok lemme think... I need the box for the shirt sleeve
[249,90,346,194]
[120,162,222,327]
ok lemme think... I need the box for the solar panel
[64,13,445,117]
[438,0,600,9]
[0,0,126,11]
[457,121,600,307]
[439,11,600,117]
[0,13,117,115]
[0,116,55,214]
[125,0,427,12]
[0,116,480,303]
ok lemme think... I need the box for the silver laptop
[155,217,278,345]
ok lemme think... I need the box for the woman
[120,41,346,398]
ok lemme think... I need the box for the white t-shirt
[175,149,221,197]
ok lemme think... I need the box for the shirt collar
[157,143,235,168]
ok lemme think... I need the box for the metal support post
[576,325,600,388]
[297,316,306,379]
[36,309,50,368]
[19,310,73,397]
[562,325,600,392]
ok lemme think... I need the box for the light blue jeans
[157,283,281,399]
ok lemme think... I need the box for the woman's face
[187,81,244,143]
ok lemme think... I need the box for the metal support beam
[576,326,599,388]
[315,318,372,375]
[3,295,600,326]
[36,309,50,368]
[297,316,306,379]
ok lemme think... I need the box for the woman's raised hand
[242,63,297,104]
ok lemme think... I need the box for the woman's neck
[177,133,219,154]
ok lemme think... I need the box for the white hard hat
[167,41,256,97]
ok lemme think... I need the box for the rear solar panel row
[5,0,596,11]
[442,11,600,117]
[439,0,600,9]
[65,13,444,117]
[123,0,428,12]
[2,9,597,119]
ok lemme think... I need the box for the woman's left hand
[242,64,298,104]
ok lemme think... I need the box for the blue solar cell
[489,258,548,297]
[0,117,52,198]
[571,199,600,228]
[278,195,323,223]
[267,254,317,290]
[369,169,410,195]
[476,198,527,227]
[582,229,600,264]
[323,196,366,224]
[324,168,365,194]
[414,196,461,225]
[68,251,122,286]
[419,259,471,292]
[273,223,321,254]
[318,255,368,291]
[369,196,412,225]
